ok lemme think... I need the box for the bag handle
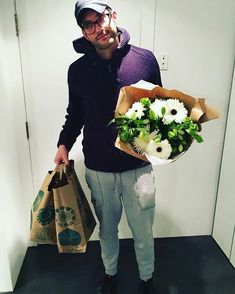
[57,163,67,180]
[47,163,68,191]
[54,159,75,179]
[57,160,75,178]
[47,160,75,190]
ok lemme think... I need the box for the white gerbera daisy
[125,102,146,120]
[146,139,172,159]
[150,99,168,118]
[163,99,188,124]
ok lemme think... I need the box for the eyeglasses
[81,12,111,35]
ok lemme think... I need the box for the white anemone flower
[125,102,146,120]
[146,139,172,159]
[150,99,168,118]
[163,99,188,124]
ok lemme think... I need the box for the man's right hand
[54,145,70,165]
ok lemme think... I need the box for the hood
[72,27,130,58]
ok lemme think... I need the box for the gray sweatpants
[85,164,156,280]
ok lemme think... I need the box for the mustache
[96,31,107,40]
[95,30,118,41]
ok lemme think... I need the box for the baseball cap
[75,0,109,26]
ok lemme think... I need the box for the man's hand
[54,145,70,165]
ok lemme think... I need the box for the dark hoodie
[57,28,162,172]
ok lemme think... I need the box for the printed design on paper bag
[37,206,55,225]
[55,207,76,227]
[33,190,44,211]
[35,227,56,242]
[58,228,81,246]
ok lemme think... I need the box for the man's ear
[112,10,117,24]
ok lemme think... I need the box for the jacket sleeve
[57,64,85,151]
[151,53,162,87]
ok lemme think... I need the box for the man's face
[81,9,118,50]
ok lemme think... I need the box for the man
[54,1,162,293]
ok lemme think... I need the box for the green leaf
[149,109,156,120]
[178,135,184,141]
[178,129,185,135]
[168,131,176,138]
[140,97,151,107]
[154,136,161,143]
[173,129,178,135]
[161,107,166,116]
[133,119,149,126]
[194,134,204,143]
[136,127,150,134]
[178,145,184,152]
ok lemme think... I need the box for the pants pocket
[135,167,156,210]
[85,168,104,208]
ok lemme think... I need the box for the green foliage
[110,97,203,158]
[140,97,151,107]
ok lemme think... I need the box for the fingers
[63,158,70,166]
[54,145,70,166]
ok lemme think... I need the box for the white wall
[0,0,34,291]
[213,64,235,266]
[231,233,235,267]
[0,63,15,292]
[1,0,235,290]
[3,0,235,241]
[16,0,235,239]
[152,0,235,237]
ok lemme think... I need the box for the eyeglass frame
[81,10,112,35]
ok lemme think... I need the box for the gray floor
[4,236,235,294]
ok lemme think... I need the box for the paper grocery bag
[30,170,57,244]
[30,161,96,253]
[53,161,96,253]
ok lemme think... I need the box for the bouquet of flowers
[112,81,219,164]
